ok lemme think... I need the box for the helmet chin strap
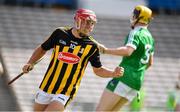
[75,18,89,37]
[131,18,141,29]
[131,22,136,29]
[130,17,137,29]
[75,18,81,30]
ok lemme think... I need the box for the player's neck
[135,23,148,28]
[72,28,89,39]
[72,28,82,39]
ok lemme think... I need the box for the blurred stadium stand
[147,0,180,14]
[0,48,20,111]
[2,0,78,9]
[0,3,180,112]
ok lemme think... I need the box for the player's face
[78,18,96,36]
[130,14,136,26]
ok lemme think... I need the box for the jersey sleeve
[125,31,139,50]
[89,48,102,68]
[41,29,59,50]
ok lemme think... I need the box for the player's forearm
[104,47,131,56]
[27,46,46,64]
[94,67,118,78]
[146,55,153,70]
[146,64,151,70]
[95,67,114,78]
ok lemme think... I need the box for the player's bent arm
[27,45,46,64]
[104,46,135,56]
[23,45,46,73]
[92,66,124,78]
[146,54,153,69]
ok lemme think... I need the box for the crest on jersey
[58,52,80,64]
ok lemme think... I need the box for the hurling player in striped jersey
[22,8,124,111]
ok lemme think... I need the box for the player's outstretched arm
[102,46,135,56]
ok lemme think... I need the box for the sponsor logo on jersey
[58,52,80,64]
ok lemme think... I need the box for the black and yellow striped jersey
[39,27,102,97]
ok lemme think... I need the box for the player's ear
[75,17,81,29]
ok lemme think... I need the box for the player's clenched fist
[22,64,34,73]
[113,66,124,77]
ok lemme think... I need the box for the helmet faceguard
[74,9,97,29]
[74,8,97,37]
[130,5,152,27]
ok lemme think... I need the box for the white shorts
[35,89,70,106]
[106,81,138,101]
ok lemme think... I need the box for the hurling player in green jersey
[96,5,155,111]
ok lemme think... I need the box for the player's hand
[22,63,34,73]
[98,43,107,54]
[113,66,124,77]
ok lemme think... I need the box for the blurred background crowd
[0,0,180,111]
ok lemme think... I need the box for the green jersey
[118,26,155,90]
